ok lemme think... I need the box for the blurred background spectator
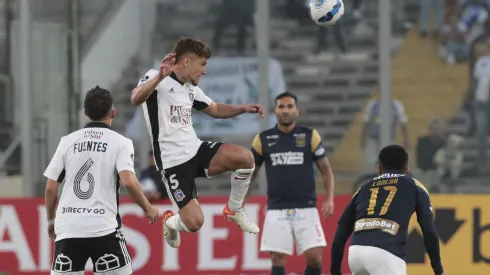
[212,0,255,55]
[472,45,490,174]
[416,118,447,191]
[316,23,347,55]
[441,14,470,64]
[434,134,465,189]
[139,150,168,202]
[419,0,445,37]
[361,93,410,172]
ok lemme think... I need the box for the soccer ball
[308,0,345,27]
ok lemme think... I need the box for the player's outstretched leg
[207,143,259,234]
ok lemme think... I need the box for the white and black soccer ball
[308,0,345,27]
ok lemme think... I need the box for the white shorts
[348,245,407,275]
[260,208,326,255]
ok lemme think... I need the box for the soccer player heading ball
[131,37,265,247]
[245,92,336,275]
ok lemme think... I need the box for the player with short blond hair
[131,37,264,248]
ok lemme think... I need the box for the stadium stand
[0,0,122,181]
[331,30,468,190]
[110,0,422,195]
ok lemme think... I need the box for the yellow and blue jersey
[251,124,327,210]
[330,173,443,275]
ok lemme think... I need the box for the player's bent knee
[241,149,255,169]
[180,210,204,232]
[305,254,322,267]
[179,200,204,232]
[271,252,287,266]
[183,216,204,232]
[228,145,254,170]
[304,247,323,267]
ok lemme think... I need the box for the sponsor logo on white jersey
[169,105,192,126]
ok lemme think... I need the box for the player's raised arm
[117,140,159,224]
[194,86,264,119]
[330,195,357,275]
[131,54,175,105]
[200,102,265,119]
[415,181,445,275]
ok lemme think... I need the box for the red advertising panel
[0,196,351,274]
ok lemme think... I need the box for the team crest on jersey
[295,135,306,147]
[189,93,194,103]
[174,189,186,202]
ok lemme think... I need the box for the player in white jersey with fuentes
[131,37,264,247]
[44,86,160,275]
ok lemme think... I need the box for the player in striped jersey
[131,37,264,248]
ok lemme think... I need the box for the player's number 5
[169,174,179,190]
[367,186,397,216]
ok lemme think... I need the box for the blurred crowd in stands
[432,0,490,64]
[359,0,490,193]
[211,0,410,57]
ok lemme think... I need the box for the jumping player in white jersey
[131,37,263,247]
[44,86,160,275]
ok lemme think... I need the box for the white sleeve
[394,100,408,124]
[43,138,66,182]
[136,69,159,87]
[363,100,376,122]
[116,139,136,174]
[193,86,213,110]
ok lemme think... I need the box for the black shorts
[162,141,223,209]
[51,229,132,275]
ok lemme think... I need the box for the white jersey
[137,69,213,170]
[43,122,135,241]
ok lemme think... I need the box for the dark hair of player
[275,91,298,106]
[172,37,212,62]
[84,86,113,121]
[378,145,408,171]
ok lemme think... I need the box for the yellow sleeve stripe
[311,129,321,153]
[252,134,262,155]
[414,178,429,195]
